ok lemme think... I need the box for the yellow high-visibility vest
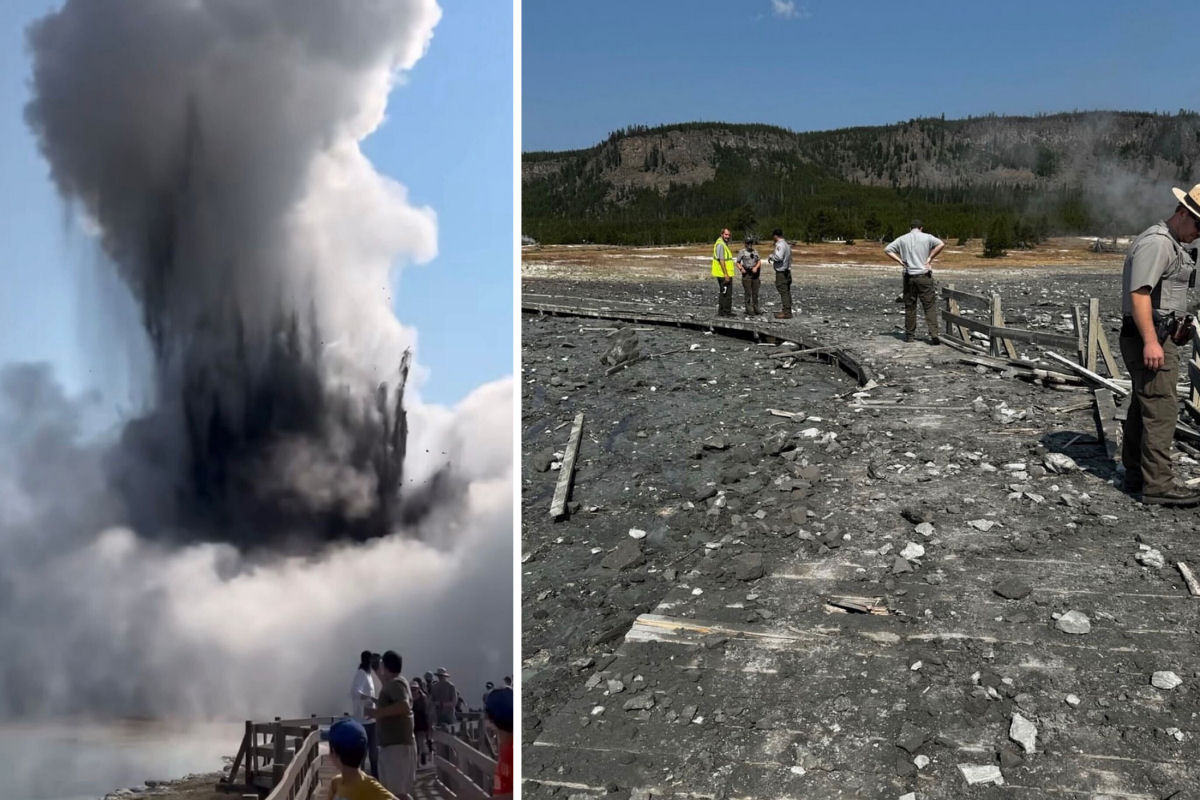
[711,237,734,277]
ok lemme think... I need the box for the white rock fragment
[900,794,917,800]
[1009,712,1037,753]
[967,519,997,532]
[1056,610,1091,634]
[900,542,926,560]
[910,661,923,671]
[914,522,935,537]
[958,764,1004,786]
[789,766,806,776]
[913,755,930,769]
[1043,453,1078,473]
[1065,694,1081,707]
[1151,671,1182,690]
[628,528,647,539]
[591,705,605,716]
[1136,546,1165,569]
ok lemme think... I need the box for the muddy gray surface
[521,267,1200,800]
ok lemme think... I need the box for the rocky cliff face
[525,112,1200,200]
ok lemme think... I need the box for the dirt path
[521,263,1200,800]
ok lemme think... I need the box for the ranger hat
[1173,184,1200,220]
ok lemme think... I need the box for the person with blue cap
[325,718,397,800]
[484,687,513,796]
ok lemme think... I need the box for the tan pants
[379,743,418,797]
[1120,335,1180,493]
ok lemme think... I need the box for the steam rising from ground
[2,0,513,720]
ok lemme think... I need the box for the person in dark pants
[736,238,761,315]
[1118,185,1200,506]
[766,228,793,318]
[711,228,736,317]
[885,220,944,343]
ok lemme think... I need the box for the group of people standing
[711,227,794,319]
[705,181,1200,509]
[340,651,515,799]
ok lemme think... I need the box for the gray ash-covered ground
[522,265,1200,800]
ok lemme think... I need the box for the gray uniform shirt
[885,228,944,276]
[767,238,792,272]
[1120,221,1194,317]
[736,248,760,274]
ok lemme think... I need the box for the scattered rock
[1065,694,1081,707]
[1043,453,1078,473]
[1136,546,1165,569]
[993,577,1032,600]
[957,764,1005,786]
[628,528,647,539]
[967,518,998,532]
[1055,610,1091,635]
[622,693,655,711]
[914,522,935,537]
[899,542,925,560]
[997,745,1024,769]
[892,556,913,575]
[732,552,765,581]
[1009,712,1037,753]
[1151,671,1182,690]
[895,723,928,754]
[601,539,645,571]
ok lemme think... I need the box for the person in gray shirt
[1117,185,1200,506]
[766,228,793,319]
[736,238,762,316]
[884,220,945,343]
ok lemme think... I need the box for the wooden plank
[1044,351,1130,396]
[1178,562,1200,597]
[941,286,990,306]
[991,294,1019,359]
[1072,305,1087,363]
[1086,298,1101,374]
[937,331,988,355]
[1097,323,1123,380]
[1189,361,1200,394]
[941,311,991,336]
[991,325,1086,351]
[550,412,585,520]
[1093,389,1120,462]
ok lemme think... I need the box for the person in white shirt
[350,650,381,778]
[884,219,945,343]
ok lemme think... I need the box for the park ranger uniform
[885,227,943,341]
[736,244,761,315]
[1118,220,1195,498]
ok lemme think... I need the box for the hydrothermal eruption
[0,0,513,723]
[26,0,442,547]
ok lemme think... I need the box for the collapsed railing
[937,284,1200,461]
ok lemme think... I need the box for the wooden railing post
[246,720,256,789]
[272,717,285,785]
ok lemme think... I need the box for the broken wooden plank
[990,324,1082,351]
[1043,351,1130,396]
[1096,322,1123,379]
[1177,562,1200,597]
[550,412,585,520]
[1072,304,1087,364]
[941,286,990,306]
[1093,389,1120,462]
[767,408,801,419]
[1086,298,1101,374]
[941,311,992,336]
[937,331,989,355]
[991,294,1019,359]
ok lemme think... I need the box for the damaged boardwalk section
[522,271,1200,800]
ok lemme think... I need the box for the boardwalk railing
[224,715,339,795]
[263,727,322,800]
[432,721,504,800]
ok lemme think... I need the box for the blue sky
[523,0,1200,152]
[0,0,512,410]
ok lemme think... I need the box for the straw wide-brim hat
[1172,184,1200,219]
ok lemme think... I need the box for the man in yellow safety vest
[711,228,736,317]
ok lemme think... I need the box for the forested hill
[522,111,1200,245]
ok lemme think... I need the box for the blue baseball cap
[328,718,367,752]
[484,687,513,731]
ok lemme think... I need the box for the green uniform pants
[742,272,761,314]
[774,269,792,313]
[1119,335,1180,493]
[903,271,939,337]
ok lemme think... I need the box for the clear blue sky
[523,0,1200,152]
[0,0,512,409]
